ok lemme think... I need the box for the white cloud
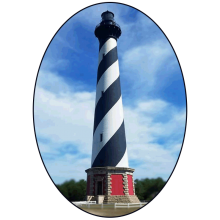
[137,99,169,114]
[121,40,173,90]
[34,71,95,154]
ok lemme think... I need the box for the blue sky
[34,3,186,185]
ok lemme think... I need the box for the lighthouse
[85,11,140,204]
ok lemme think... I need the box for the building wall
[110,174,124,195]
[85,167,136,197]
[127,174,134,195]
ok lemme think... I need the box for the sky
[34,3,186,185]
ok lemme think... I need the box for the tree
[135,177,166,201]
[56,179,87,201]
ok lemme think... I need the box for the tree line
[56,177,166,202]
[134,177,166,201]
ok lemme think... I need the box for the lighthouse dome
[101,10,114,22]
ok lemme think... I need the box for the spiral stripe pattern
[91,38,129,168]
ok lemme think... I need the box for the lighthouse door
[97,181,103,195]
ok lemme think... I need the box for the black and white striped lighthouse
[85,11,140,204]
[92,11,128,169]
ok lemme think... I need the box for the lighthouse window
[103,53,105,59]
[101,91,104,96]
[100,134,103,142]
